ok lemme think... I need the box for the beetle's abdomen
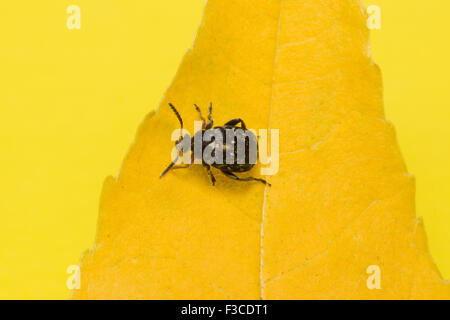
[201,126,257,172]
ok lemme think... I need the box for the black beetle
[160,103,270,186]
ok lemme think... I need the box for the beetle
[160,103,270,186]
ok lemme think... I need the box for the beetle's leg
[160,136,191,178]
[224,118,247,130]
[204,164,216,186]
[194,104,206,130]
[220,170,270,186]
[171,164,190,170]
[206,102,214,130]
[160,162,190,178]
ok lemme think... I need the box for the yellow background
[0,0,448,299]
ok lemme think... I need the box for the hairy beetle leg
[224,118,247,130]
[206,103,214,130]
[204,164,216,186]
[220,170,271,186]
[194,104,206,130]
[171,165,191,170]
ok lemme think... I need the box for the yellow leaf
[72,0,450,299]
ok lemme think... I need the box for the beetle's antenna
[208,102,213,125]
[160,154,179,179]
[168,103,183,139]
[161,103,185,179]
